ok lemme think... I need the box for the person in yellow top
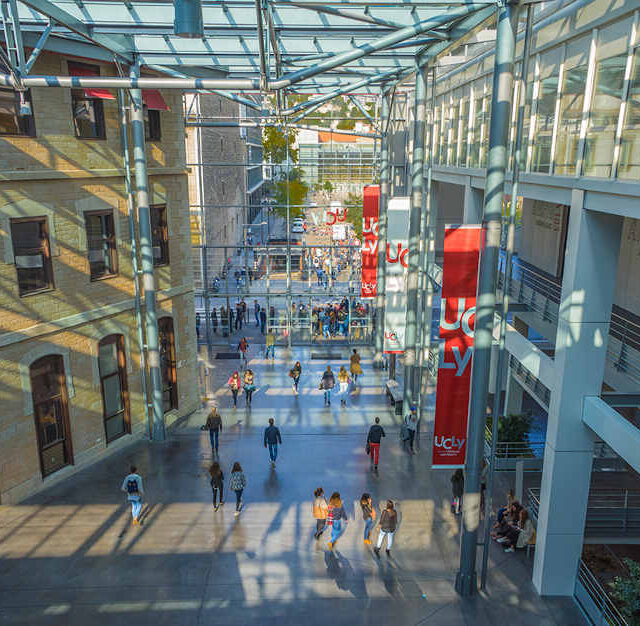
[265,329,276,360]
[338,366,350,406]
[350,348,363,384]
[313,487,328,540]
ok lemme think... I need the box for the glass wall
[619,49,640,180]
[469,81,485,168]
[458,94,470,167]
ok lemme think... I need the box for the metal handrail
[484,426,545,459]
[576,559,628,626]
[529,487,640,510]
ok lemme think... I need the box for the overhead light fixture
[18,91,32,116]
[174,0,204,38]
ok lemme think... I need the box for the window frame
[0,87,36,137]
[69,61,107,140]
[150,204,170,266]
[158,317,178,413]
[144,106,162,142]
[84,209,118,281]
[10,216,55,297]
[98,334,130,444]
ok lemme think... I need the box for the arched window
[98,334,130,443]
[158,317,178,412]
[30,355,73,476]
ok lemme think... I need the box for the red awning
[142,89,169,111]
[68,64,115,100]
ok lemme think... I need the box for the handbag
[365,442,370,455]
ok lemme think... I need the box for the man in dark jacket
[367,416,386,470]
[204,407,223,454]
[264,418,282,468]
[320,366,335,406]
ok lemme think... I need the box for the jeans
[324,389,331,404]
[260,319,266,334]
[330,520,344,544]
[339,382,348,401]
[245,389,253,405]
[268,443,278,462]
[265,345,275,359]
[376,530,394,549]
[407,428,415,451]
[364,518,374,540]
[212,486,223,506]
[209,429,219,452]
[231,388,239,407]
[369,442,380,466]
[255,311,260,326]
[234,488,243,511]
[293,375,300,390]
[129,496,142,520]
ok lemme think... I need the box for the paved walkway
[0,347,584,625]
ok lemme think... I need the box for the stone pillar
[532,191,622,595]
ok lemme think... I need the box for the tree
[262,126,299,164]
[336,118,356,130]
[344,191,363,239]
[611,559,640,624]
[273,167,309,219]
[485,412,534,457]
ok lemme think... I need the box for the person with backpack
[374,500,398,557]
[264,417,282,468]
[289,361,302,394]
[327,491,348,551]
[229,462,247,516]
[121,465,144,525]
[320,365,335,406]
[313,487,328,540]
[360,493,376,545]
[228,371,241,408]
[451,468,464,515]
[366,416,386,470]
[209,461,224,511]
[243,369,256,407]
[203,406,223,455]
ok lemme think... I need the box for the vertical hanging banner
[432,225,482,468]
[360,185,380,298]
[383,197,410,353]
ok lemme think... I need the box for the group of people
[318,349,363,406]
[227,369,256,408]
[311,299,351,338]
[490,491,535,553]
[312,488,398,556]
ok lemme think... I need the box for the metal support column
[374,87,391,367]
[480,4,534,591]
[455,0,520,596]
[402,61,428,414]
[118,88,150,439]
[129,66,166,442]
[285,123,292,349]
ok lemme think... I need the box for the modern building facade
[0,51,199,504]
[395,0,640,600]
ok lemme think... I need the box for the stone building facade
[0,51,199,504]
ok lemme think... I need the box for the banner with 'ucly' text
[360,185,380,299]
[432,225,482,468]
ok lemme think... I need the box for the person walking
[366,416,385,470]
[374,500,398,558]
[337,366,350,406]
[243,369,256,407]
[254,300,261,327]
[327,491,348,551]
[320,366,335,406]
[451,468,464,515]
[238,336,249,366]
[265,329,276,360]
[229,462,246,516]
[290,361,302,394]
[228,371,241,408]
[121,465,144,526]
[350,348,363,383]
[211,308,218,335]
[228,307,235,334]
[313,487,328,540]
[259,308,267,334]
[209,461,224,511]
[360,493,376,545]
[404,405,418,454]
[264,417,282,468]
[241,298,248,324]
[196,313,201,342]
[221,306,228,337]
[235,301,243,331]
[203,406,223,455]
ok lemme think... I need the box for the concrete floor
[0,346,585,625]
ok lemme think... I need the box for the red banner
[360,185,380,298]
[432,225,482,468]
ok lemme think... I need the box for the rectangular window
[69,62,110,139]
[458,97,470,167]
[98,335,130,443]
[448,101,459,166]
[0,87,35,136]
[85,210,118,280]
[469,90,484,168]
[10,217,54,296]
[532,73,559,173]
[144,106,162,141]
[158,317,178,412]
[150,205,169,266]
[619,50,640,180]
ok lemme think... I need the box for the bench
[385,379,404,416]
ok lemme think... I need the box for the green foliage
[611,559,640,623]
[273,167,309,219]
[485,412,533,457]
[344,191,363,239]
[336,118,356,130]
[262,126,299,164]
[322,181,334,194]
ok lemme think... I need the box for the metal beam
[18,0,133,61]
[254,0,267,88]
[22,22,51,74]
[348,94,377,127]
[277,0,404,29]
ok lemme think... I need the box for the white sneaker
[504,546,515,553]
[497,537,508,544]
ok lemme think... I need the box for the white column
[532,191,622,595]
